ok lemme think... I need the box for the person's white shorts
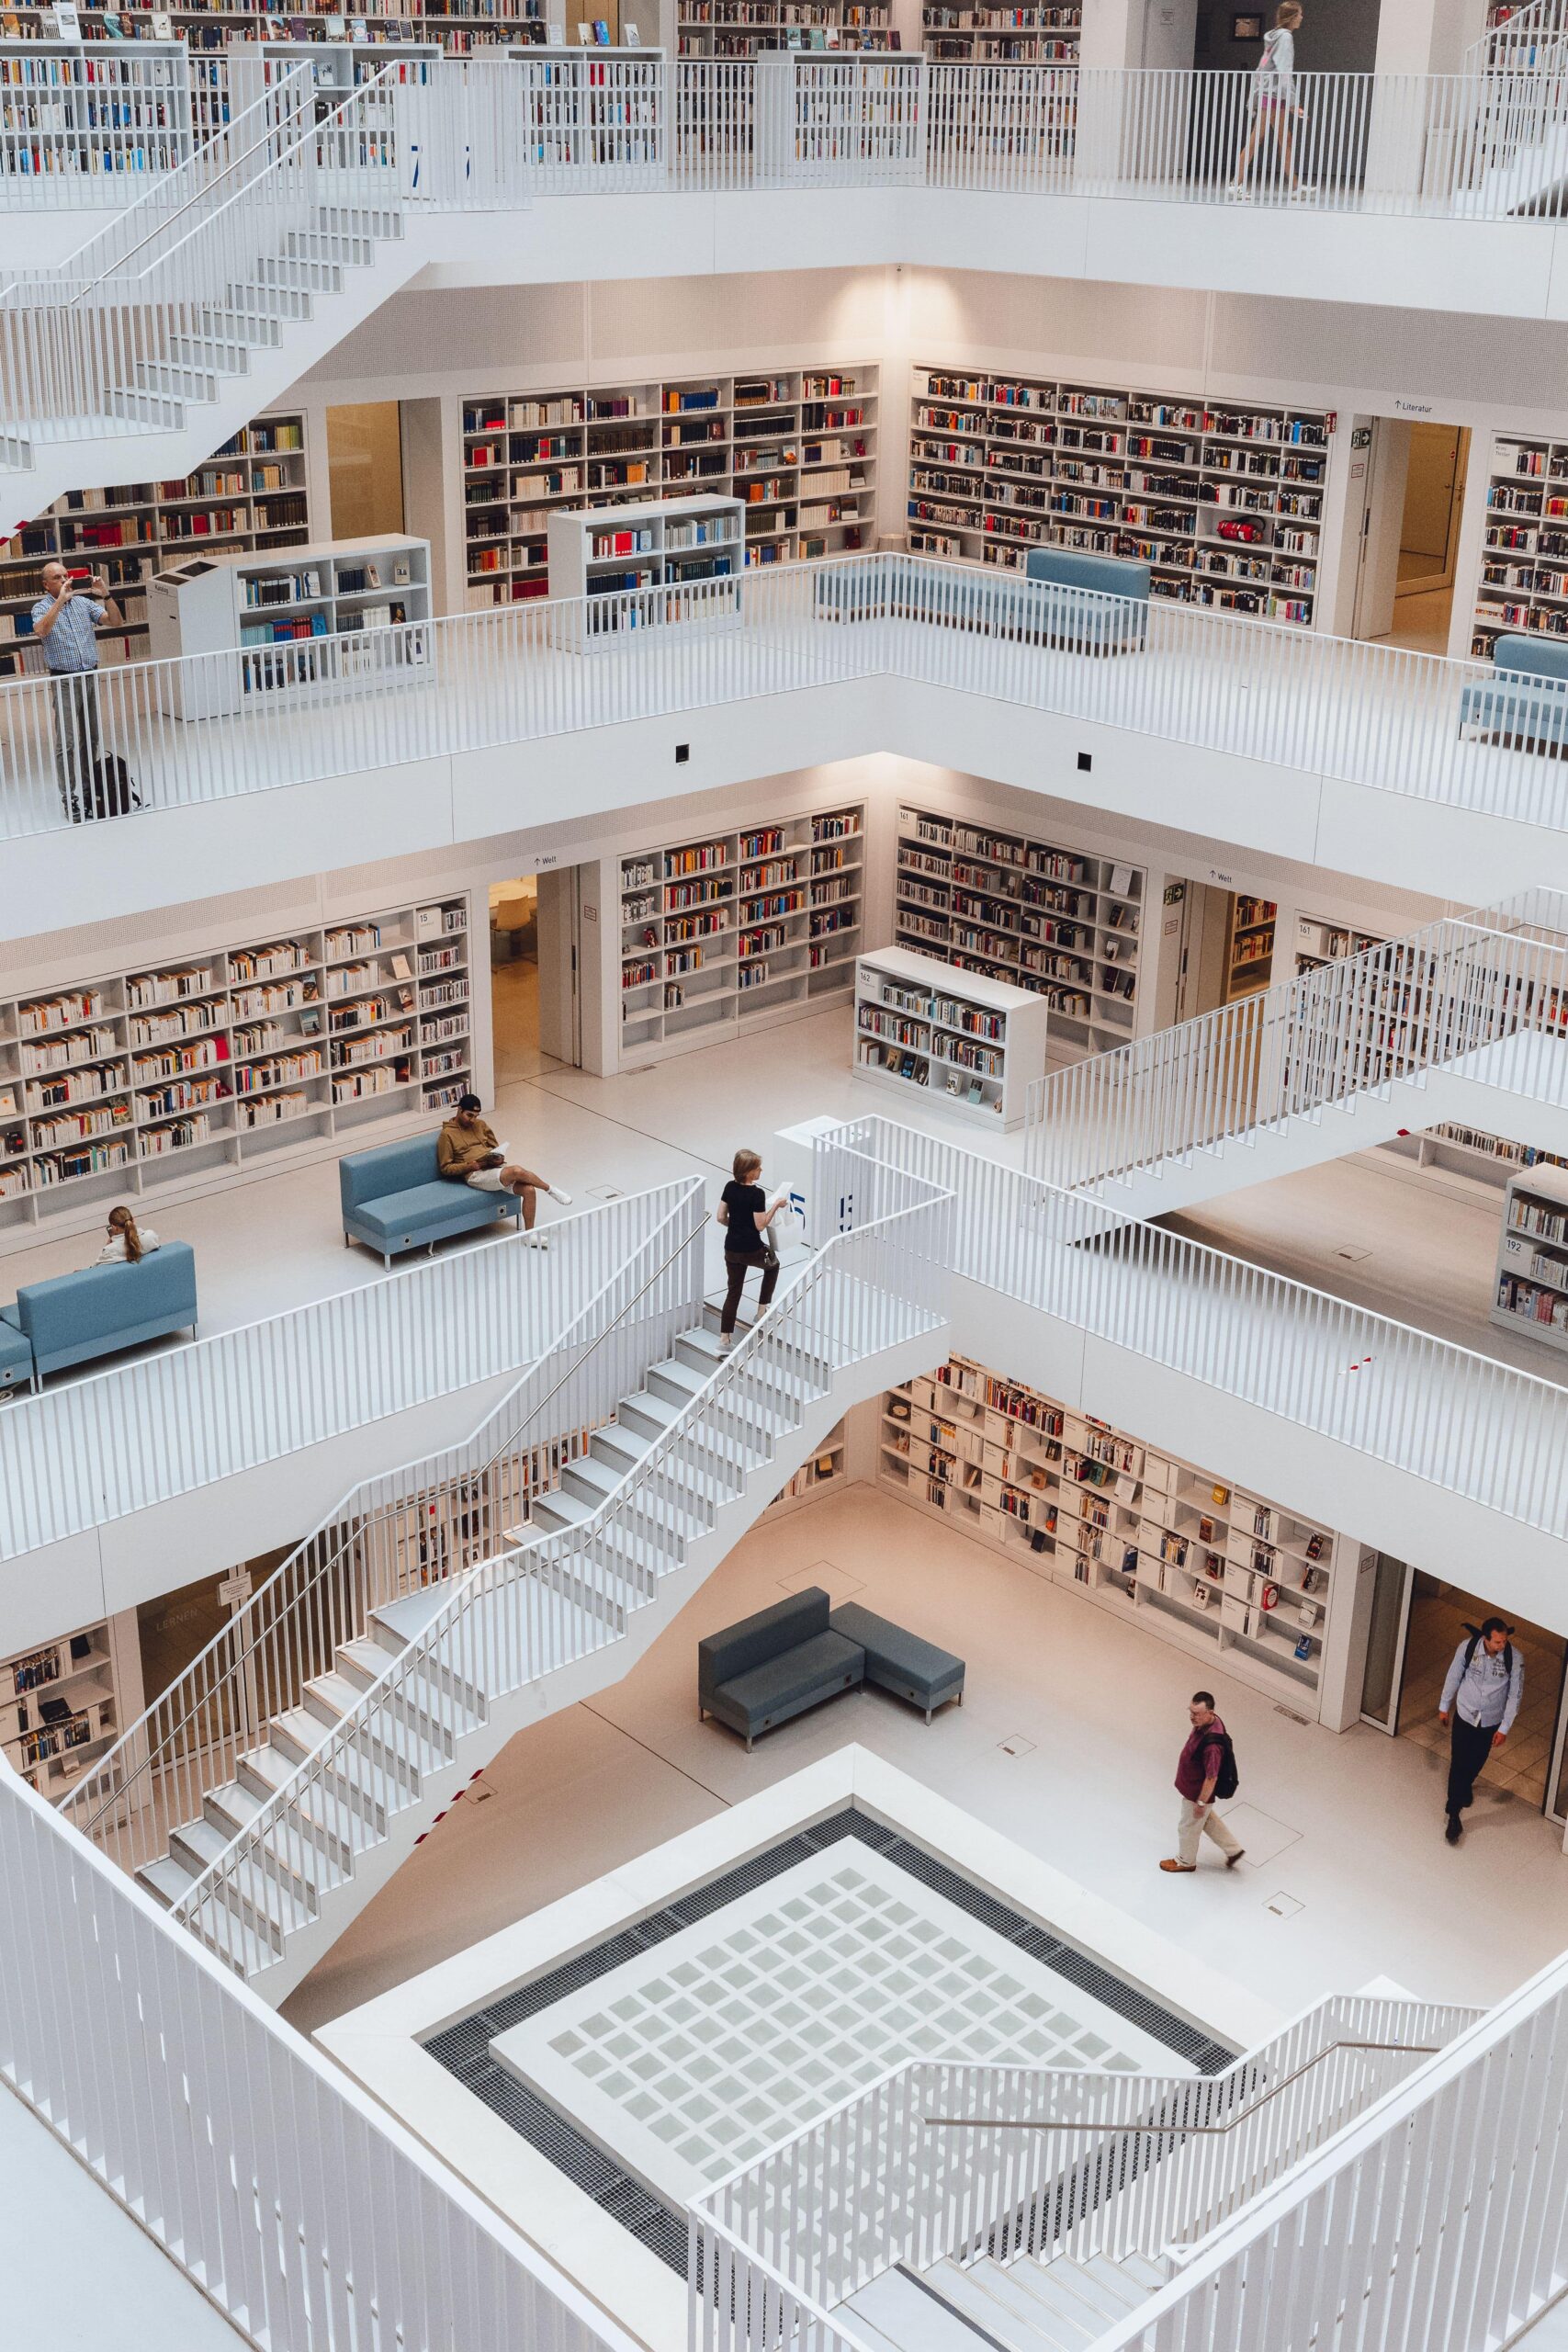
[465,1168,509,1192]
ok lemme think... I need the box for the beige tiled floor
[284,1481,1568,2044]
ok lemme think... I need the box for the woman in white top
[95,1205,158,1265]
[1228,3,1314,200]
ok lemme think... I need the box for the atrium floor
[283,1479,1568,2047]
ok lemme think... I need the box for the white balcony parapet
[4,556,1568,855]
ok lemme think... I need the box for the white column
[1375,0,1489,77]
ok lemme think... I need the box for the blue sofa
[1459,632,1568,752]
[698,1588,863,1751]
[817,545,1149,654]
[339,1133,522,1266]
[1,1241,197,1392]
[0,1313,31,1398]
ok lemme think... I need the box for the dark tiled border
[423,1804,1233,2276]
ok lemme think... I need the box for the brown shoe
[1225,1849,1246,1870]
[1158,1860,1197,1872]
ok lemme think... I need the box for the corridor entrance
[1359,1557,1568,1826]
[488,865,586,1087]
[1349,416,1472,660]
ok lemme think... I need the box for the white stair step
[285,228,372,264]
[236,1737,387,1849]
[564,1447,745,1514]
[201,1778,265,1841]
[1078,2254,1150,2312]
[167,332,254,372]
[269,1709,418,1814]
[136,1852,197,1911]
[299,1674,456,1776]
[222,280,313,320]
[616,1381,782,1463]
[254,254,344,292]
[969,2258,1103,2349]
[368,1583,453,1654]
[193,306,284,345]
[850,2266,1005,2351]
[1027,2255,1136,2334]
[130,358,219,401]
[103,388,185,427]
[168,1813,232,1878]
[1113,2253,1167,2294]
[303,1669,367,1726]
[927,2260,1065,2350]
[336,1635,485,1733]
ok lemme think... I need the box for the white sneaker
[718,1330,735,1351]
[520,1229,550,1250]
[1290,182,1317,199]
[547,1184,573,1205]
[1224,184,1250,201]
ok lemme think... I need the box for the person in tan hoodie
[436,1094,571,1233]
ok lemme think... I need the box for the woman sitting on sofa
[93,1205,158,1266]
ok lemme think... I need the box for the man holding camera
[30,558,118,821]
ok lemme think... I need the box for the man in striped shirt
[31,560,118,820]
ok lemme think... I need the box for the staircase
[848,2251,1167,2349]
[1028,893,1568,1219]
[113,1142,950,2002]
[0,67,423,511]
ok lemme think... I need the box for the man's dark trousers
[1448,1715,1495,1818]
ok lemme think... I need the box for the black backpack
[1210,1726,1240,1801]
[84,754,139,821]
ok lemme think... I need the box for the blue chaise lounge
[339,1133,523,1266]
[1,1241,198,1393]
[1459,631,1568,753]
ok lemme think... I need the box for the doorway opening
[1359,1557,1568,1824]
[489,866,584,1090]
[326,401,406,540]
[1170,878,1280,1023]
[1350,417,1472,659]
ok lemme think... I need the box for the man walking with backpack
[1160,1690,1246,1873]
[1439,1618,1522,1845]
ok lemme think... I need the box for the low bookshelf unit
[853,946,1049,1128]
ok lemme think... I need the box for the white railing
[1029,890,1568,1198]
[687,1993,1478,2342]
[169,1134,952,1975]
[57,1174,708,1882]
[6,554,1568,847]
[828,1114,1568,1546]
[0,1758,640,2352]
[0,1182,693,1564]
[0,61,399,449]
[1466,0,1568,75]
[0,41,199,209]
[1083,1951,1568,2352]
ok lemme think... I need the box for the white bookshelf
[463,367,876,606]
[547,494,742,645]
[880,1353,1338,1711]
[676,5,890,55]
[853,946,1048,1129]
[1293,910,1388,977]
[0,40,192,185]
[921,0,1078,62]
[0,893,472,1248]
[1494,1163,1568,1351]
[1472,433,1568,657]
[1,1610,141,1806]
[766,1420,846,1519]
[893,801,1144,1057]
[908,366,1330,626]
[0,409,310,681]
[618,800,863,1065]
[150,533,431,717]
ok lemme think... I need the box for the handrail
[104,59,402,300]
[68,1175,705,1850]
[921,2039,1444,2132]
[170,1142,950,1963]
[59,64,314,302]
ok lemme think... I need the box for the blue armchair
[3,1241,197,1392]
[1459,633,1568,753]
[339,1133,522,1266]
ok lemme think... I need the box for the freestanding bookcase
[150,535,431,718]
[547,495,743,647]
[853,946,1049,1129]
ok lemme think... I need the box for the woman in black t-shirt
[716,1147,786,1350]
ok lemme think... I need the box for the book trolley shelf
[880,1352,1340,1711]
[853,945,1050,1128]
[463,366,877,607]
[618,800,864,1064]
[908,365,1331,626]
[893,800,1144,1057]
[0,893,473,1246]
[0,409,310,681]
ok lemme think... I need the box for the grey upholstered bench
[698,1589,864,1751]
[829,1602,966,1723]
